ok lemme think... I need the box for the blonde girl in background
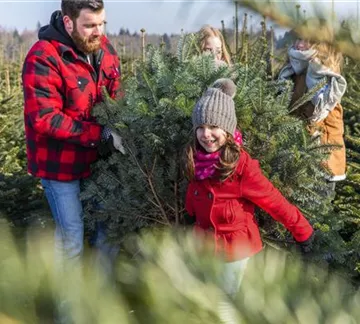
[278,22,347,190]
[197,25,232,67]
[183,78,314,298]
[196,25,243,145]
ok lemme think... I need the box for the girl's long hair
[310,42,343,74]
[295,19,344,74]
[182,133,241,182]
[198,25,232,66]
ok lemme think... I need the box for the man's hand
[110,131,126,154]
[101,127,125,154]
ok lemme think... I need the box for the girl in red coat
[183,78,314,297]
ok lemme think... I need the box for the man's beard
[71,28,101,54]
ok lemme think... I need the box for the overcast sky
[0,1,358,35]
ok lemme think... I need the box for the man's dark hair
[61,0,104,20]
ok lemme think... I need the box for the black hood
[38,10,75,48]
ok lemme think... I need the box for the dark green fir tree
[81,34,359,281]
[0,63,47,227]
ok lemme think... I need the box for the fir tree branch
[100,168,122,185]
[147,197,162,210]
[262,237,291,253]
[142,70,159,106]
[125,145,170,225]
[0,124,8,135]
[145,156,171,226]
[165,203,175,213]
[126,146,147,178]
[174,180,179,226]
[117,213,170,226]
[236,66,248,99]
[288,79,326,115]
[173,161,183,226]
[347,162,360,170]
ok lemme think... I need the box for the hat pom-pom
[212,78,236,98]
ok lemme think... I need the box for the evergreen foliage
[332,58,360,274]
[0,62,48,227]
[0,62,25,175]
[81,32,360,281]
[0,173,45,225]
[235,0,360,282]
[0,0,359,289]
[82,42,232,239]
[0,224,359,323]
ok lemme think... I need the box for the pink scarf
[194,130,243,180]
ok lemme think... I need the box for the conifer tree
[0,64,25,175]
[82,33,358,280]
[0,63,46,226]
[82,41,232,239]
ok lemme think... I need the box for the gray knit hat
[192,78,237,134]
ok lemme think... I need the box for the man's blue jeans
[40,179,119,273]
[41,178,119,324]
[41,179,84,271]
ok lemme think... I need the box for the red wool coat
[23,32,121,181]
[185,150,314,261]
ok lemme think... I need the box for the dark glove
[183,212,196,226]
[101,127,126,154]
[296,230,315,255]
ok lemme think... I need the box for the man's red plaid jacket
[22,11,121,181]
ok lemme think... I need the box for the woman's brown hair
[198,25,231,66]
[182,133,240,182]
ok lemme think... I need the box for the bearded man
[22,0,123,274]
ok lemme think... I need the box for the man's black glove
[296,230,315,255]
[101,126,125,154]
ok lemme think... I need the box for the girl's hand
[296,230,315,255]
